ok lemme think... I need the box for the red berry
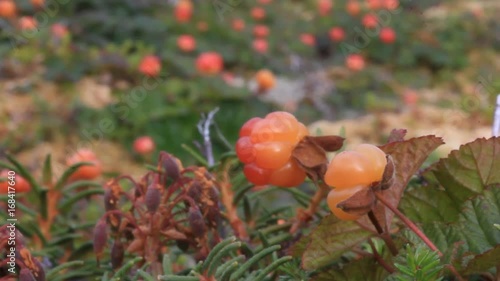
[318,0,333,16]
[0,170,31,194]
[243,163,272,185]
[133,136,156,155]
[251,7,266,20]
[235,137,256,164]
[253,25,270,38]
[239,117,263,137]
[329,27,345,42]
[269,160,306,187]
[51,23,68,38]
[174,0,192,23]
[362,14,378,28]
[379,27,396,44]
[300,33,315,46]
[177,35,196,52]
[196,52,223,75]
[252,39,268,53]
[236,112,308,188]
[346,54,365,71]
[139,55,161,77]
[66,149,102,181]
[232,19,245,31]
[346,0,361,16]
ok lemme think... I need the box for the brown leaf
[188,206,207,238]
[387,129,407,143]
[309,135,345,152]
[19,268,37,281]
[126,237,145,254]
[337,187,376,216]
[145,183,161,213]
[93,220,108,262]
[292,136,330,182]
[357,135,444,233]
[19,248,45,281]
[159,152,182,184]
[161,229,188,240]
[376,155,395,191]
[111,240,125,270]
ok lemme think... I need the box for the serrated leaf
[301,215,373,270]
[462,245,500,275]
[311,256,389,281]
[358,135,444,232]
[399,185,460,223]
[421,189,500,270]
[432,137,500,203]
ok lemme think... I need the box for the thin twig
[197,107,219,167]
[368,210,399,256]
[368,238,396,274]
[290,182,330,234]
[375,192,466,281]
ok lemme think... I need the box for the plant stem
[368,210,399,256]
[290,181,330,234]
[374,192,466,281]
[368,211,384,234]
[368,238,396,274]
[219,161,248,240]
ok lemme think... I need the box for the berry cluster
[235,112,309,187]
[324,144,387,220]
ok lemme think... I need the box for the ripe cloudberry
[255,69,276,91]
[325,144,386,189]
[324,144,387,220]
[327,185,367,220]
[236,112,309,187]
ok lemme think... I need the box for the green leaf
[42,154,52,186]
[311,256,389,281]
[301,215,373,270]
[54,162,96,190]
[421,189,500,270]
[432,137,500,203]
[462,245,500,275]
[358,135,444,232]
[399,185,460,223]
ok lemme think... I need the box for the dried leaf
[357,135,444,233]
[161,229,188,240]
[337,187,376,216]
[18,248,45,281]
[93,220,108,262]
[111,240,125,270]
[126,237,145,254]
[309,135,345,152]
[159,152,181,184]
[188,206,207,238]
[387,128,407,143]
[292,136,330,182]
[145,183,161,213]
[378,155,395,191]
[19,268,36,281]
